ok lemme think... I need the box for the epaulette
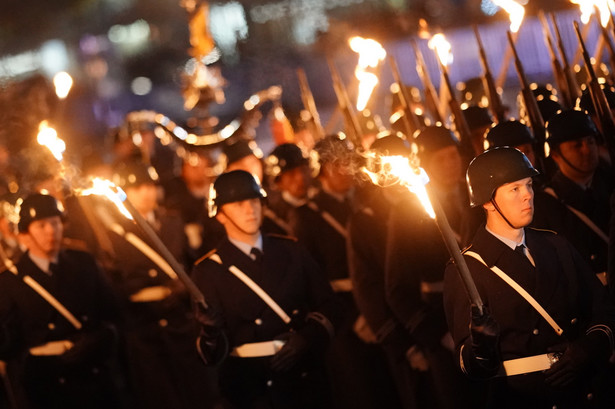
[266,232,298,242]
[61,237,90,253]
[527,227,557,235]
[194,249,218,266]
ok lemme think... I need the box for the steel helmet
[208,170,267,217]
[545,109,599,151]
[466,147,539,207]
[264,143,309,181]
[485,120,534,150]
[18,193,65,233]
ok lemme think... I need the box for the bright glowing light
[362,154,436,219]
[79,178,133,220]
[37,120,65,161]
[349,36,387,111]
[53,71,73,99]
[428,33,453,66]
[570,0,615,27]
[492,0,526,33]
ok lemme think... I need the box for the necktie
[48,262,59,275]
[250,247,263,263]
[514,244,526,257]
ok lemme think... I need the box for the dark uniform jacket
[444,226,615,408]
[0,249,121,409]
[191,234,340,409]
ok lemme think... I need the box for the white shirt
[228,234,263,260]
[485,226,535,266]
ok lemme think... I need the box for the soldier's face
[552,136,599,177]
[277,165,311,199]
[23,216,63,258]
[218,198,262,237]
[488,177,534,228]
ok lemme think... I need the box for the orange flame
[37,120,66,161]
[349,36,387,111]
[362,154,436,219]
[79,178,133,220]
[428,33,453,66]
[493,0,526,33]
[571,0,614,27]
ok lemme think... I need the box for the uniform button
[587,393,593,400]
[590,254,596,261]
[255,318,263,325]
[532,329,539,335]
[301,372,308,378]
[148,269,158,277]
[292,309,299,315]
[266,380,273,387]
[81,315,89,322]
[92,367,99,374]
[159,319,168,327]
[58,377,66,384]
[570,318,578,325]
[552,406,557,409]
[48,323,55,330]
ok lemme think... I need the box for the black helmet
[530,83,557,101]
[413,125,458,163]
[466,147,539,207]
[265,143,309,180]
[536,98,563,123]
[370,131,412,157]
[485,120,534,150]
[461,105,493,131]
[18,193,65,233]
[113,161,159,189]
[577,84,615,115]
[545,109,599,150]
[221,139,262,169]
[208,170,267,217]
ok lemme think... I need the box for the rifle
[596,11,615,85]
[433,47,475,161]
[551,13,580,104]
[296,68,325,141]
[538,12,574,108]
[411,39,444,124]
[574,20,615,166]
[327,58,363,145]
[388,55,423,136]
[506,30,547,174]
[473,25,507,123]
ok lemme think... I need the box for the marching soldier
[0,193,123,409]
[444,147,615,408]
[191,170,340,409]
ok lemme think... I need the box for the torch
[348,36,387,113]
[363,155,484,314]
[494,0,526,89]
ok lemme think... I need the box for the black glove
[270,330,310,372]
[194,303,226,365]
[545,332,610,388]
[194,302,223,338]
[61,324,117,365]
[467,305,500,376]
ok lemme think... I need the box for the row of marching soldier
[2,47,615,409]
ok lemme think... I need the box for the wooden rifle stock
[506,31,547,174]
[473,26,506,123]
[411,40,444,124]
[296,68,325,141]
[388,55,423,136]
[327,58,363,145]
[573,21,615,165]
[539,12,574,108]
[551,13,580,104]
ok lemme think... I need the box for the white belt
[330,278,352,293]
[129,285,172,302]
[29,340,74,356]
[230,340,286,358]
[499,353,560,376]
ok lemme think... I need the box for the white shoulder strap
[209,253,292,324]
[306,201,348,239]
[543,187,608,243]
[464,250,563,336]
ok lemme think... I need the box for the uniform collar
[484,225,527,251]
[28,252,59,275]
[228,234,263,257]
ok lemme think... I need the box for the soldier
[461,105,494,158]
[0,193,123,409]
[191,170,340,409]
[220,138,264,182]
[444,147,615,408]
[485,120,537,166]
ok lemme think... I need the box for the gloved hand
[470,305,499,359]
[270,330,310,372]
[545,332,610,388]
[61,324,117,365]
[194,302,223,340]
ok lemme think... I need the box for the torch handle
[123,199,208,310]
[428,186,484,314]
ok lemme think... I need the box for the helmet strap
[555,148,587,175]
[490,198,520,230]
[220,207,260,237]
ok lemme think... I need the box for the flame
[362,154,436,219]
[570,0,615,27]
[37,120,66,161]
[79,178,133,220]
[428,33,453,66]
[493,0,526,33]
[349,36,386,111]
[53,71,73,99]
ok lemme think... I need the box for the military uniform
[444,226,615,408]
[191,233,340,409]
[0,248,122,409]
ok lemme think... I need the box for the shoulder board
[266,233,298,242]
[194,249,218,266]
[61,237,91,253]
[460,244,473,254]
[527,227,557,235]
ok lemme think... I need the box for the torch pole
[121,197,208,310]
[427,185,484,313]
